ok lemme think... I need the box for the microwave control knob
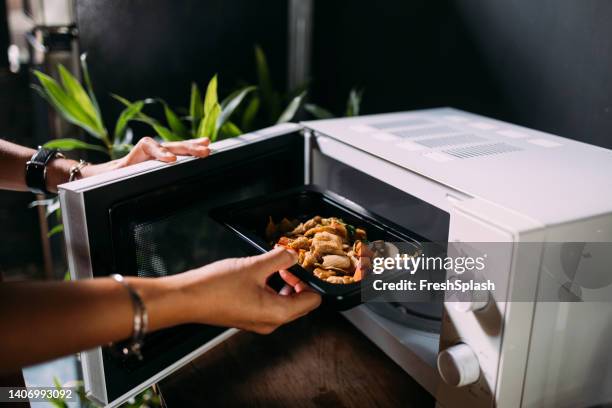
[437,343,480,387]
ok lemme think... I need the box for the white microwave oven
[60,108,612,407]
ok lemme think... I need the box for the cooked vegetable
[269,215,370,284]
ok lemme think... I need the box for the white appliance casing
[60,108,612,407]
[304,108,612,408]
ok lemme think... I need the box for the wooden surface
[160,308,434,408]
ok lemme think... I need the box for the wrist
[163,270,218,326]
[79,160,121,179]
[45,158,78,193]
[129,276,194,332]
[25,147,74,194]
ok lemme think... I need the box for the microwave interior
[66,128,450,404]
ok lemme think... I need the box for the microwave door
[59,124,305,407]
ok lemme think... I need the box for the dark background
[1,0,612,279]
[76,0,290,129]
[311,0,612,149]
[77,0,612,149]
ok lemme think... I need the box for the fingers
[128,136,176,164]
[122,137,212,168]
[275,291,322,321]
[162,138,210,158]
[254,289,321,334]
[278,269,301,287]
[279,270,313,294]
[278,284,293,296]
[248,248,298,281]
[294,281,312,294]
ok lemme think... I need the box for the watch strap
[25,147,64,195]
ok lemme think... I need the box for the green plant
[305,87,364,119]
[117,75,256,142]
[32,54,149,159]
[30,54,143,258]
[48,377,160,408]
[239,45,307,131]
[148,47,308,141]
[28,197,64,237]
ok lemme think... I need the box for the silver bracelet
[110,274,148,360]
[68,160,90,182]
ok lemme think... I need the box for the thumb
[248,247,298,280]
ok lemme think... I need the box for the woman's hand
[81,137,211,178]
[165,248,322,334]
[0,248,320,373]
[0,137,210,192]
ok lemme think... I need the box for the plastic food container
[210,185,424,310]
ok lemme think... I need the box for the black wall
[1,0,8,69]
[76,1,612,148]
[76,0,289,128]
[312,0,612,149]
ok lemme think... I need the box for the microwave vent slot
[416,134,485,148]
[371,118,430,129]
[444,143,522,158]
[391,125,458,138]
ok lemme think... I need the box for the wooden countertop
[160,308,434,407]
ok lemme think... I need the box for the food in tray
[266,215,373,284]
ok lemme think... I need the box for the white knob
[437,343,480,387]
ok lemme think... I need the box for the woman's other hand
[81,137,211,178]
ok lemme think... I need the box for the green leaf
[153,124,182,142]
[112,94,160,134]
[218,85,256,130]
[110,142,133,159]
[304,103,335,119]
[57,64,102,131]
[255,45,272,102]
[111,93,131,107]
[33,71,105,139]
[29,196,60,218]
[289,81,310,99]
[30,199,61,226]
[114,100,144,141]
[346,87,364,117]
[80,53,101,116]
[48,397,68,408]
[203,74,218,115]
[47,224,64,238]
[255,45,280,121]
[46,199,60,218]
[199,103,221,141]
[63,270,71,281]
[28,198,56,209]
[218,121,242,140]
[220,85,256,110]
[119,128,134,145]
[241,96,260,131]
[43,138,109,155]
[163,102,190,139]
[276,91,306,124]
[189,82,203,134]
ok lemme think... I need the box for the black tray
[210,185,424,310]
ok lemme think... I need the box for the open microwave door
[59,123,305,407]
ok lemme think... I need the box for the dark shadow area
[311,0,612,149]
[76,0,290,133]
[160,308,435,408]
